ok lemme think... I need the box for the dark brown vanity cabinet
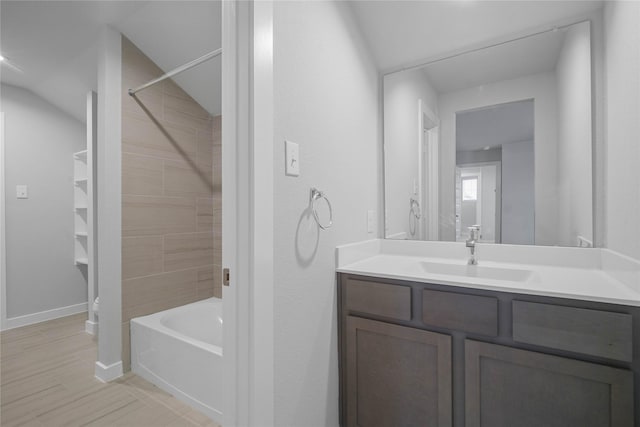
[345,317,452,426]
[338,274,639,427]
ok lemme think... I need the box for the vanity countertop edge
[336,239,640,307]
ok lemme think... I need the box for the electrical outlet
[16,185,28,199]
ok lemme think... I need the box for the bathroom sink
[419,261,532,282]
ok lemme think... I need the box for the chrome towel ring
[310,188,333,230]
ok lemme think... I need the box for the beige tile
[164,93,210,121]
[196,128,213,167]
[196,266,215,298]
[212,192,222,229]
[122,269,199,321]
[122,153,164,196]
[164,232,214,271]
[122,236,164,280]
[212,147,222,192]
[123,195,196,237]
[122,79,164,121]
[212,115,222,146]
[164,159,213,197]
[36,383,137,426]
[197,198,213,232]
[164,78,191,100]
[164,103,213,133]
[0,383,69,426]
[1,314,217,427]
[122,114,198,162]
[213,264,223,299]
[82,399,148,427]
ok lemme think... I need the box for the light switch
[367,210,376,234]
[285,140,300,176]
[16,185,28,199]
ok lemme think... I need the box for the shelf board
[74,178,88,184]
[75,206,88,210]
[75,258,89,265]
[75,232,88,237]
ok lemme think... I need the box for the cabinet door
[465,340,634,427]
[345,316,452,427]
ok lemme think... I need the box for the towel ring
[310,188,333,230]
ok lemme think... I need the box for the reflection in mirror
[384,20,593,247]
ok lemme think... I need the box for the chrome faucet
[466,226,480,265]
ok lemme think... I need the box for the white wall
[502,140,535,245]
[1,83,86,320]
[438,72,558,245]
[273,2,379,425]
[556,21,593,247]
[383,68,438,239]
[604,1,640,261]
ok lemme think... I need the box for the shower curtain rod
[128,47,222,96]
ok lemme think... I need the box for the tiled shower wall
[120,37,222,370]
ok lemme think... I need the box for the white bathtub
[131,297,223,423]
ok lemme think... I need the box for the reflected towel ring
[410,198,421,219]
[310,188,333,230]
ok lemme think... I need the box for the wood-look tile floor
[0,313,220,427]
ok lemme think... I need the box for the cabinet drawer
[512,300,633,362]
[345,279,411,321]
[422,290,498,336]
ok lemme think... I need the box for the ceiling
[1,1,221,123]
[421,27,566,94]
[456,99,534,151]
[348,0,604,73]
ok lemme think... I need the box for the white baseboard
[2,302,87,331]
[95,360,123,383]
[85,320,98,335]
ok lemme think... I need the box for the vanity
[336,240,640,427]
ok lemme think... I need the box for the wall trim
[94,360,123,383]
[2,302,88,331]
[85,320,98,335]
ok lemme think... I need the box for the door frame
[223,1,275,426]
[418,100,439,241]
[0,112,6,329]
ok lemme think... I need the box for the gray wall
[2,83,87,319]
[604,1,640,260]
[273,2,380,425]
[502,140,535,245]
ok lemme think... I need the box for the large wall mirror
[383,19,594,247]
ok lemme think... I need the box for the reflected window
[462,177,478,201]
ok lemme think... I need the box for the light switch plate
[16,185,28,199]
[285,140,300,176]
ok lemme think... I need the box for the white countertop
[336,239,640,307]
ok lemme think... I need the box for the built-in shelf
[77,91,97,335]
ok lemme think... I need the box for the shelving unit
[73,150,89,266]
[75,92,98,335]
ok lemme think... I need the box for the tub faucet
[466,226,480,265]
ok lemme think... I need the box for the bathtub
[130,297,223,423]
